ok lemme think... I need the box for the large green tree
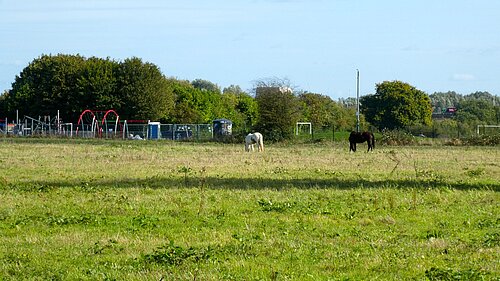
[167,79,258,131]
[361,80,432,130]
[221,85,259,131]
[191,79,221,93]
[5,54,88,121]
[219,88,258,132]
[253,78,301,141]
[168,79,221,124]
[455,99,498,125]
[3,54,175,122]
[73,56,119,115]
[116,57,174,120]
[298,92,364,132]
[298,92,335,129]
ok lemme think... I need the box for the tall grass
[0,138,498,280]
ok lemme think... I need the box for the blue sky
[1,0,499,100]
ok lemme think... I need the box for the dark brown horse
[349,131,375,152]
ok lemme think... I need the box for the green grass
[0,138,498,280]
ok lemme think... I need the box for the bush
[461,134,500,146]
[379,129,418,145]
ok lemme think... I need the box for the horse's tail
[371,133,375,149]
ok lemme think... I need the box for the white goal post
[296,122,312,135]
[476,125,500,135]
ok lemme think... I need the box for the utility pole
[356,69,360,132]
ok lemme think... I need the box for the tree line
[0,54,498,140]
[430,91,499,124]
[0,54,359,140]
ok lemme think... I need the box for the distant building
[432,107,457,119]
[445,107,457,113]
[256,86,293,95]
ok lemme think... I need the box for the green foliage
[116,57,174,120]
[254,86,301,141]
[362,80,432,130]
[5,54,88,121]
[168,79,256,127]
[430,91,499,112]
[45,213,100,226]
[3,54,175,122]
[298,92,335,128]
[429,91,464,113]
[191,79,221,93]
[297,92,363,132]
[257,199,294,213]
[132,214,159,229]
[461,134,500,146]
[217,91,258,131]
[431,119,458,138]
[482,232,499,247]
[168,79,203,123]
[143,241,214,266]
[465,167,486,178]
[455,99,498,125]
[379,129,418,145]
[234,92,259,130]
[223,84,244,95]
[221,85,259,130]
[91,239,122,255]
[429,91,499,139]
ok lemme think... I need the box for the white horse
[245,132,264,152]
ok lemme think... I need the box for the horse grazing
[245,132,264,152]
[349,131,375,152]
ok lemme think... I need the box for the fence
[1,116,214,141]
[3,114,497,142]
[124,123,212,141]
[294,125,352,142]
[293,122,500,142]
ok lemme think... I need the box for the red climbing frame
[75,109,121,138]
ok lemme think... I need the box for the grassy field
[0,138,498,280]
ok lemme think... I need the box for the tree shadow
[9,175,499,192]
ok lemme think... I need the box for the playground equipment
[4,111,69,136]
[3,109,213,141]
[76,109,121,138]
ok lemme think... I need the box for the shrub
[379,129,417,145]
[461,134,500,146]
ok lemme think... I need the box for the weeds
[386,150,402,174]
[198,167,207,215]
[177,165,192,187]
[380,129,417,145]
[462,134,500,146]
[425,267,489,280]
[143,241,214,266]
[91,239,123,255]
[482,232,499,247]
[132,214,159,229]
[465,167,486,178]
[258,199,292,212]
